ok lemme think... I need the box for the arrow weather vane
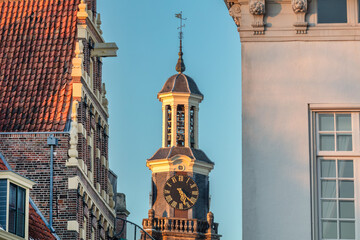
[175,11,187,73]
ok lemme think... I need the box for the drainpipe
[47,135,58,230]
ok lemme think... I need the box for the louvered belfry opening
[176,105,185,146]
[190,106,195,148]
[166,105,172,147]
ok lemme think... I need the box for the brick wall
[0,132,114,239]
[0,133,78,239]
[77,98,109,195]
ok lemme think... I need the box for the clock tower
[142,13,221,240]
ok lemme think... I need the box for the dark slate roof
[0,0,79,132]
[148,147,213,164]
[158,73,203,97]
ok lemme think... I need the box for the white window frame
[316,112,360,156]
[317,157,358,239]
[310,104,360,240]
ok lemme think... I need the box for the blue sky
[97,1,242,239]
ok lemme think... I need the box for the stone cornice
[146,155,214,175]
[225,0,360,42]
[239,26,360,42]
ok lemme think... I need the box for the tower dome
[158,73,203,96]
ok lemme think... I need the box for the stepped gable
[0,0,80,132]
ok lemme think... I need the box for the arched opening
[176,105,185,146]
[166,105,172,147]
[190,106,195,148]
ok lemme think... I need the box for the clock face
[163,175,199,210]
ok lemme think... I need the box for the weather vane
[175,11,187,41]
[175,12,187,73]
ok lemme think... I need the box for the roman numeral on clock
[165,195,172,202]
[171,201,177,208]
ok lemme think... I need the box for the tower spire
[175,12,186,73]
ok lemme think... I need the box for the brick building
[0,0,128,239]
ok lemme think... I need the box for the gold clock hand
[177,188,187,205]
[184,193,194,204]
[177,188,194,205]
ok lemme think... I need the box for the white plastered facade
[224,0,360,239]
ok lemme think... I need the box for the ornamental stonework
[292,0,307,13]
[229,3,241,27]
[249,1,265,15]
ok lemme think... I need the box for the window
[0,171,35,239]
[318,159,355,239]
[8,183,25,237]
[318,113,353,152]
[313,110,360,240]
[318,0,347,23]
[0,179,7,230]
[90,129,95,182]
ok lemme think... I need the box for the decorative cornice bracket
[229,3,242,30]
[249,0,265,35]
[292,0,308,34]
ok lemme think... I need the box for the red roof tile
[29,205,57,240]
[0,159,7,170]
[0,0,80,132]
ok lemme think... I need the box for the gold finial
[175,12,186,73]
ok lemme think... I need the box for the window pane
[339,180,354,198]
[9,184,16,209]
[321,200,337,218]
[337,134,352,151]
[339,201,355,219]
[17,187,25,213]
[321,180,336,198]
[336,114,351,131]
[318,0,347,23]
[322,220,337,239]
[319,114,334,131]
[340,221,355,239]
[16,213,25,237]
[338,160,353,178]
[321,160,336,178]
[320,134,335,151]
[8,210,16,234]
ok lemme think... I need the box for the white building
[224,1,360,239]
